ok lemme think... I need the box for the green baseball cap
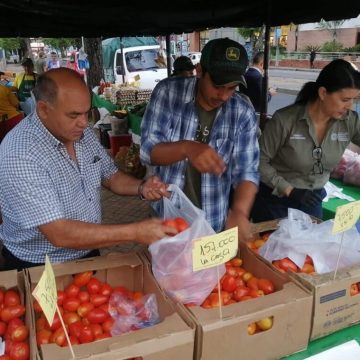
[200,38,249,86]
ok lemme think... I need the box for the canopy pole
[260,23,270,131]
[166,35,172,78]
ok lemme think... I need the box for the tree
[0,38,21,51]
[83,37,103,89]
[237,26,265,55]
[317,19,345,46]
[42,38,79,57]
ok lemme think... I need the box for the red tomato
[89,323,103,337]
[0,321,7,336]
[112,286,129,297]
[232,286,250,302]
[68,321,84,338]
[5,339,13,355]
[4,291,21,307]
[0,354,11,360]
[6,318,24,337]
[57,290,66,306]
[99,283,113,297]
[65,284,80,299]
[9,341,30,360]
[33,300,42,313]
[90,294,108,307]
[247,277,259,291]
[279,257,299,272]
[174,217,189,232]
[78,291,90,303]
[73,271,93,287]
[258,278,275,295]
[221,275,237,293]
[77,302,95,318]
[10,325,28,342]
[79,326,94,344]
[68,335,79,346]
[248,289,265,298]
[0,290,4,305]
[95,332,111,341]
[63,298,81,312]
[131,291,144,302]
[50,327,66,347]
[225,266,238,277]
[63,312,81,325]
[162,219,177,229]
[35,316,49,331]
[101,318,114,333]
[36,328,52,346]
[86,278,101,295]
[87,308,108,324]
[1,305,26,323]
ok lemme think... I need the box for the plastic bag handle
[166,184,203,216]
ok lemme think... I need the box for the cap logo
[226,47,240,61]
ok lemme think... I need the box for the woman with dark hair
[251,59,360,221]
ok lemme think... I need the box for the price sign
[192,227,238,271]
[32,255,57,325]
[332,201,360,234]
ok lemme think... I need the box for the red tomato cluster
[34,271,145,347]
[162,217,190,235]
[200,257,275,309]
[0,288,29,360]
[248,231,316,275]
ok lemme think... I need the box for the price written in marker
[332,200,360,234]
[32,255,58,325]
[192,227,238,271]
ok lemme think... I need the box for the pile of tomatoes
[34,271,148,347]
[0,288,29,360]
[162,217,190,236]
[200,257,275,308]
[248,232,316,275]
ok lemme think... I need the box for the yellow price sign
[332,200,360,234]
[192,227,238,271]
[32,255,57,325]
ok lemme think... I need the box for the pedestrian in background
[310,49,316,69]
[241,51,276,113]
[172,56,195,77]
[251,59,360,222]
[34,51,47,75]
[46,51,61,70]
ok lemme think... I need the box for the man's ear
[36,100,50,119]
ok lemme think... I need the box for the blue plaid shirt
[0,112,118,263]
[140,76,259,232]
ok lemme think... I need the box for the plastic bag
[109,292,160,335]
[343,153,360,186]
[149,184,225,305]
[330,149,358,180]
[259,209,360,274]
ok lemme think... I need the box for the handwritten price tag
[192,227,238,271]
[32,255,57,325]
[332,201,360,234]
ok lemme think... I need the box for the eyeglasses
[312,146,324,175]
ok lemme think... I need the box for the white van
[113,45,168,89]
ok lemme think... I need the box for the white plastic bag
[259,209,360,274]
[149,184,225,305]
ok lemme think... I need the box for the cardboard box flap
[0,269,19,290]
[28,252,142,282]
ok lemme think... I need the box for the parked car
[188,52,201,65]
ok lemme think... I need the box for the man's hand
[225,209,251,243]
[289,188,323,208]
[140,176,170,201]
[135,218,178,245]
[186,142,225,176]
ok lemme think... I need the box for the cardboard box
[27,253,195,360]
[250,219,360,340]
[0,269,39,360]
[176,243,313,360]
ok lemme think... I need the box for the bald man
[0,68,176,270]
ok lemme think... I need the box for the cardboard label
[192,227,238,271]
[332,201,360,234]
[32,255,57,325]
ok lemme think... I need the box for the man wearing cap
[141,38,259,241]
[172,56,195,77]
[13,58,37,102]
